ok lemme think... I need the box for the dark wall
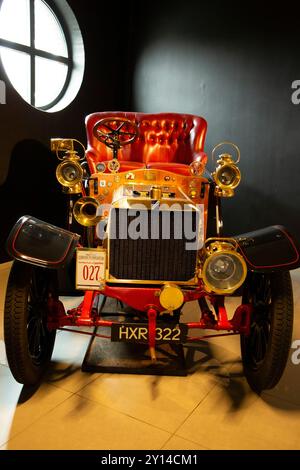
[129,0,300,238]
[1,0,300,263]
[0,0,133,261]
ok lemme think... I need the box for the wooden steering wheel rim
[93,117,138,148]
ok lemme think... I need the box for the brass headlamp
[51,138,86,194]
[201,238,247,294]
[56,155,83,194]
[212,142,241,197]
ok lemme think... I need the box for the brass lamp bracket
[212,141,240,164]
[50,138,86,161]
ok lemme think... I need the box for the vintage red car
[3,112,300,393]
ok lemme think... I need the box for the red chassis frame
[47,283,253,350]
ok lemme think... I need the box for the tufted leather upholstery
[85,111,207,174]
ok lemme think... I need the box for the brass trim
[106,276,198,286]
[212,141,240,164]
[51,138,86,161]
[204,237,240,250]
[107,159,121,173]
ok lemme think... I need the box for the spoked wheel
[4,261,57,385]
[241,271,293,393]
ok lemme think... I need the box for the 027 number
[82,264,100,281]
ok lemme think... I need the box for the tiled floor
[1,261,300,450]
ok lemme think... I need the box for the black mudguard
[6,215,80,269]
[234,225,300,272]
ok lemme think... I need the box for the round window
[0,0,85,112]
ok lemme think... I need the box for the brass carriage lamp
[51,138,85,194]
[212,142,241,197]
[201,238,247,294]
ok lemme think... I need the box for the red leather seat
[85,111,208,174]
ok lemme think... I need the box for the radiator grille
[109,208,198,281]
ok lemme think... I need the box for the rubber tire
[241,271,293,394]
[4,262,56,385]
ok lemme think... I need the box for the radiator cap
[159,284,184,311]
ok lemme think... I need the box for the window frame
[0,0,73,110]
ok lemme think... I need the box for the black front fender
[6,215,80,269]
[234,225,300,272]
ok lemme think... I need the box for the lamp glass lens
[219,167,236,186]
[208,255,236,281]
[205,253,244,291]
[62,163,81,182]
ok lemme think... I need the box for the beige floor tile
[0,311,3,343]
[46,362,99,395]
[46,329,99,393]
[77,372,213,433]
[182,297,243,388]
[5,394,170,450]
[184,274,300,407]
[0,262,12,315]
[183,297,242,364]
[59,296,84,312]
[162,435,208,450]
[0,365,72,447]
[184,336,240,380]
[0,262,12,271]
[176,380,300,449]
[0,262,12,342]
[292,270,300,324]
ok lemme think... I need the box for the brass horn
[73,196,101,227]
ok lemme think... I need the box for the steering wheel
[93,118,138,158]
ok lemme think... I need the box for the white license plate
[76,248,106,290]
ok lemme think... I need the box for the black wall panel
[129,0,300,239]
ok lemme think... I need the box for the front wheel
[241,271,293,393]
[4,261,57,385]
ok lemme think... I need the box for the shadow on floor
[15,295,300,411]
[185,341,252,411]
[16,338,300,415]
